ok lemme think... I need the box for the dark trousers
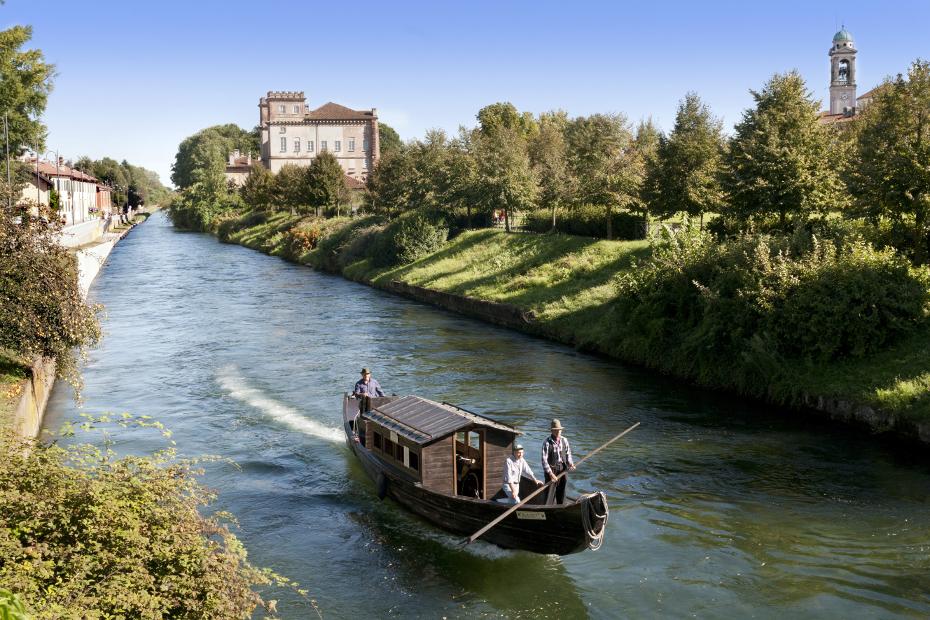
[545,464,568,505]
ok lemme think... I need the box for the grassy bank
[216,210,930,432]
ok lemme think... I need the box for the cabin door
[455,429,485,499]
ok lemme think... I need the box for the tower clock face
[841,93,849,100]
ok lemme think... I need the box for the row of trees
[73,156,171,208]
[364,61,930,263]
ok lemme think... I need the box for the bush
[0,424,282,618]
[524,205,646,240]
[609,227,930,398]
[370,213,449,267]
[0,212,100,385]
[281,222,323,261]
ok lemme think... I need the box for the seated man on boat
[499,444,543,504]
[353,368,385,398]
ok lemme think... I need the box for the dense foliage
[609,226,930,398]
[524,205,645,240]
[172,124,259,189]
[849,60,930,264]
[0,425,285,618]
[0,25,53,155]
[721,72,844,232]
[74,156,171,208]
[0,204,99,383]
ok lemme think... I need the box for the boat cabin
[361,395,520,500]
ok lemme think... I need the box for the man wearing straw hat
[541,419,574,504]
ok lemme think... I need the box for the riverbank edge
[5,220,141,438]
[212,217,930,446]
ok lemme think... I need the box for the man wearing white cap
[499,444,542,504]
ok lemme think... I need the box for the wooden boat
[342,394,609,555]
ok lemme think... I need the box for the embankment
[217,211,930,444]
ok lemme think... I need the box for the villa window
[278,104,285,113]
[348,137,355,152]
[293,104,300,114]
[334,141,341,152]
[279,126,286,134]
[321,141,328,151]
[308,140,315,152]
[294,138,301,152]
[280,137,287,152]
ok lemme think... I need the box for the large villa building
[257,91,379,181]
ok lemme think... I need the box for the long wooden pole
[465,421,640,546]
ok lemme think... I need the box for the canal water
[45,212,930,618]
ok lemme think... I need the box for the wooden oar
[464,421,640,546]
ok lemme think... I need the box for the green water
[45,212,930,618]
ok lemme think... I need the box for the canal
[45,211,930,618]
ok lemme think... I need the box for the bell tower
[829,27,857,114]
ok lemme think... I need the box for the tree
[850,60,930,263]
[477,102,538,139]
[240,164,274,211]
[632,119,662,223]
[0,25,54,154]
[529,111,571,230]
[566,113,636,239]
[306,151,349,216]
[171,124,256,189]
[406,129,450,212]
[378,122,403,157]
[366,147,415,218]
[274,164,306,213]
[474,124,536,233]
[442,127,479,227]
[649,93,725,226]
[722,72,843,232]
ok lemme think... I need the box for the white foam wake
[217,365,343,443]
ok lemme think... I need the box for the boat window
[383,437,395,458]
[469,432,481,451]
[409,451,419,471]
[373,432,382,451]
[395,442,404,461]
[456,432,466,446]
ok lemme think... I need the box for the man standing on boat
[500,444,542,504]
[353,368,385,398]
[542,419,574,504]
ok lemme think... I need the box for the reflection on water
[44,212,930,618]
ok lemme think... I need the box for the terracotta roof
[306,102,374,121]
[344,174,366,190]
[857,86,883,100]
[28,159,98,182]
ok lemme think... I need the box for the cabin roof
[364,395,519,445]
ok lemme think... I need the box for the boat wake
[217,365,343,443]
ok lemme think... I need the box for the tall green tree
[274,164,306,213]
[722,72,843,232]
[307,151,349,216]
[632,118,662,222]
[850,60,930,263]
[650,93,725,226]
[566,113,636,239]
[366,147,414,218]
[240,163,274,211]
[0,25,53,154]
[474,123,536,232]
[442,127,479,227]
[529,111,571,230]
[378,122,403,157]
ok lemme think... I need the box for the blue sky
[3,1,928,187]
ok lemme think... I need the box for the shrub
[281,223,323,261]
[524,205,646,240]
[609,226,930,398]
[0,425,283,618]
[369,213,449,267]
[0,212,100,385]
